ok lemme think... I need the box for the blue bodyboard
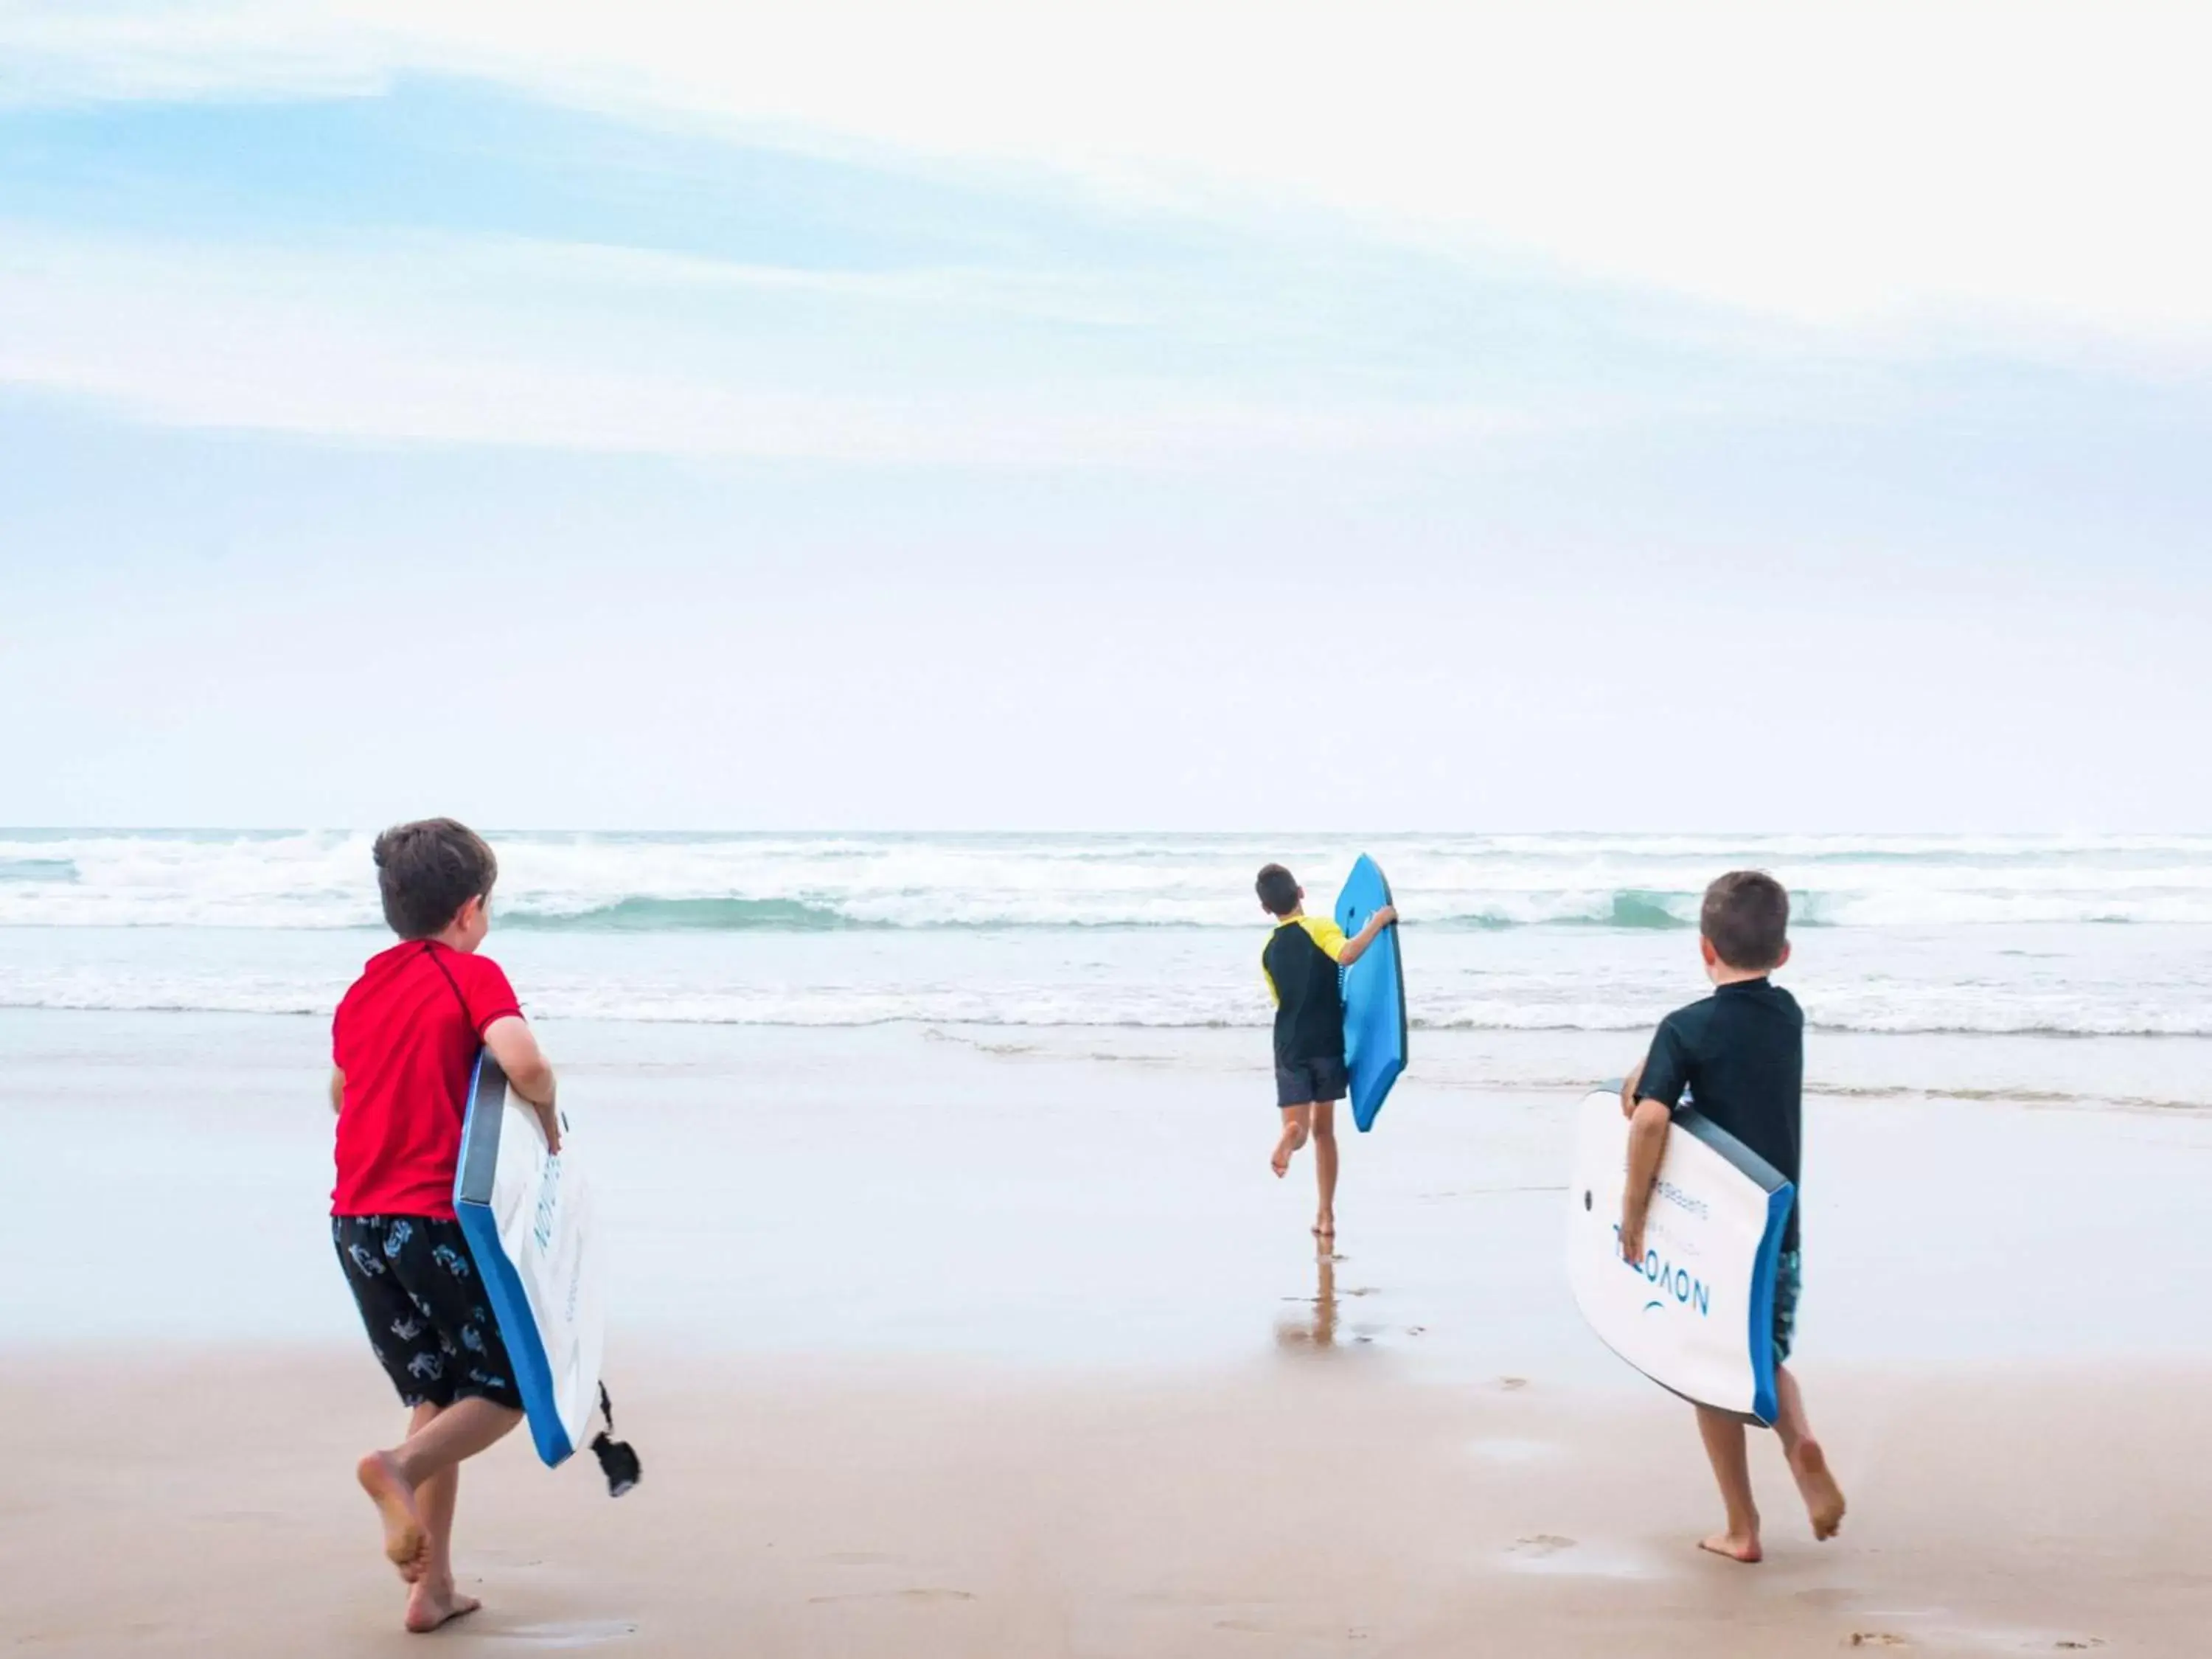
[1335,855,1407,1133]
[453,1052,603,1467]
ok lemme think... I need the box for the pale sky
[4,1,2209,830]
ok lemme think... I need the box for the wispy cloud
[7,1,2211,335]
[4,4,2208,471]
[0,2,386,104]
[0,220,1546,463]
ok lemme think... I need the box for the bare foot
[1270,1132,1298,1178]
[1312,1212,1335,1238]
[1790,1439,1847,1540]
[404,1581,482,1635]
[355,1451,428,1582]
[1699,1529,1763,1564]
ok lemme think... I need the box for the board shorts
[1772,1248,1802,1368]
[333,1215,524,1413]
[1276,1055,1349,1109]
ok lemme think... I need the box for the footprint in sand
[1213,1618,1374,1639]
[2052,1644,2105,1652]
[1509,1535,1576,1559]
[486,1621,640,1648]
[1497,1376,1529,1391]
[1792,1588,1855,1610]
[1847,1637,1909,1649]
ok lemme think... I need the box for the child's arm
[1335,904,1398,967]
[1618,1096,1671,1264]
[1621,1013,1691,1259]
[329,1068,344,1114]
[483,1015,562,1155]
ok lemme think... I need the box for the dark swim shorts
[1772,1248,1802,1368]
[1276,1055,1349,1109]
[333,1215,523,1412]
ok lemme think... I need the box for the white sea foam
[4,831,2210,1038]
[8,830,2212,931]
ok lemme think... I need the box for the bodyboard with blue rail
[1334,855,1407,1133]
[1566,1085,1794,1425]
[453,1053,605,1467]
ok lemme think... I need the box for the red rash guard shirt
[332,941,524,1219]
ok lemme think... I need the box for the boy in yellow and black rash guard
[1256,863,1396,1238]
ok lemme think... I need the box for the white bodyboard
[453,1054,605,1466]
[1566,1085,1792,1425]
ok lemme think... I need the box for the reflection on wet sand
[1275,1242,1340,1352]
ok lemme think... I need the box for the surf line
[1610,1226,1711,1317]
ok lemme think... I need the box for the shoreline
[12,992,2212,1053]
[6,1012,2211,1374]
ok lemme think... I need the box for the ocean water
[2,830,2210,1107]
[6,830,2212,1361]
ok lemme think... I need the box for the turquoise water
[4,832,2212,1053]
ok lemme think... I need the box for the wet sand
[4,1009,2209,1652]
[2,1349,2199,1655]
[7,1012,2211,1373]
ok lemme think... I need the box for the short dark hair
[374,818,498,939]
[1255,863,1301,917]
[1701,870,1789,971]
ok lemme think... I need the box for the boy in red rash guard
[329,818,560,1633]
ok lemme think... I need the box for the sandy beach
[4,1352,2199,1655]
[4,1009,2209,1653]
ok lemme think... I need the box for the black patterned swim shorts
[333,1215,523,1413]
[1772,1248,1802,1368]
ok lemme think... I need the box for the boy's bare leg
[1770,1365,1846,1540]
[396,1404,485,1633]
[1693,1405,1762,1562]
[1310,1099,1339,1236]
[1271,1105,1312,1178]
[358,1397,521,1585]
[357,1444,429,1582]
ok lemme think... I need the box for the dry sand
[2,1347,2197,1657]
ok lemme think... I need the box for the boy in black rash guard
[1255,863,1396,1238]
[1618,870,1846,1563]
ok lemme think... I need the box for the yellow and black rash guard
[1262,915,1349,1066]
